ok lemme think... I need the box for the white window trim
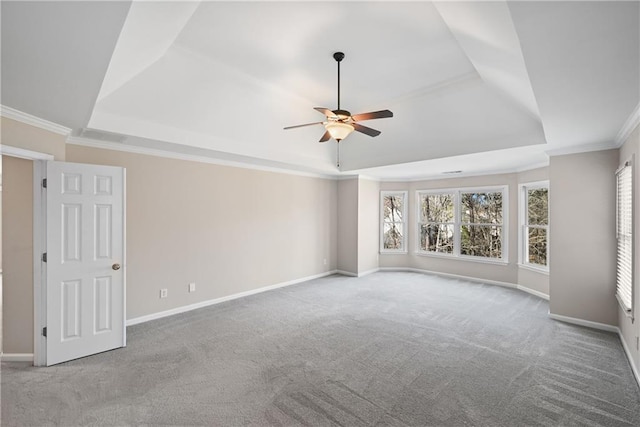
[518,181,550,273]
[616,158,634,317]
[380,191,408,253]
[416,189,456,256]
[416,185,508,262]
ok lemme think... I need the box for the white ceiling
[2,1,638,179]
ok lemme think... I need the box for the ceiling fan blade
[319,130,331,142]
[353,123,381,137]
[314,107,337,118]
[351,110,393,122]
[284,122,324,130]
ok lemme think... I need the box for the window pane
[420,224,454,253]
[383,223,404,250]
[461,192,503,224]
[527,188,548,225]
[527,227,547,265]
[461,225,502,258]
[383,195,404,222]
[420,194,454,223]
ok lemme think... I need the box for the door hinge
[42,253,47,262]
[42,178,47,188]
[42,327,47,338]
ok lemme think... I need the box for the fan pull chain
[337,142,340,168]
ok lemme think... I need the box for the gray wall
[337,178,358,274]
[549,149,618,325]
[357,178,380,274]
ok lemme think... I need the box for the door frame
[0,145,52,366]
[3,147,128,366]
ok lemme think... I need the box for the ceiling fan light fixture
[325,121,354,142]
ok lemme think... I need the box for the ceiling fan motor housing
[332,109,351,120]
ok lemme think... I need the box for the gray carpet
[2,272,640,426]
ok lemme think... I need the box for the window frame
[518,181,550,273]
[380,190,408,253]
[616,159,634,316]
[416,186,508,264]
[416,190,456,256]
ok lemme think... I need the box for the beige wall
[66,145,338,319]
[549,149,618,325]
[0,116,66,354]
[358,178,380,274]
[2,156,34,353]
[337,178,358,274]
[1,117,66,160]
[618,123,640,377]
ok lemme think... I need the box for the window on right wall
[519,182,549,270]
[616,161,633,314]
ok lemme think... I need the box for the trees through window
[417,187,506,260]
[419,193,454,253]
[381,191,407,252]
[520,183,549,268]
[460,191,503,258]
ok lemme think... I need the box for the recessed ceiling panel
[509,0,640,149]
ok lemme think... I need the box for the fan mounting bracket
[333,52,345,62]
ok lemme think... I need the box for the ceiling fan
[284,52,393,150]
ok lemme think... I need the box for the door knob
[112,263,121,271]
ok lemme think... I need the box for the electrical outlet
[189,282,196,293]
[160,289,168,298]
[323,258,327,265]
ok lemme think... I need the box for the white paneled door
[46,161,125,366]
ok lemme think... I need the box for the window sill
[380,250,408,255]
[415,251,508,266]
[616,294,634,319]
[518,263,549,275]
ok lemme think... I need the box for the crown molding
[615,101,640,147]
[0,105,71,136]
[545,140,618,157]
[66,136,338,180]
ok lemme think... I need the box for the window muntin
[417,187,507,261]
[381,191,407,252]
[520,185,549,268]
[419,193,455,254]
[616,163,633,313]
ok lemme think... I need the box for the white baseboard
[127,270,337,326]
[380,266,519,289]
[335,268,380,278]
[379,267,552,300]
[516,285,550,301]
[550,313,640,388]
[358,268,380,278]
[548,312,619,333]
[1,353,34,362]
[336,269,358,277]
[618,331,640,388]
